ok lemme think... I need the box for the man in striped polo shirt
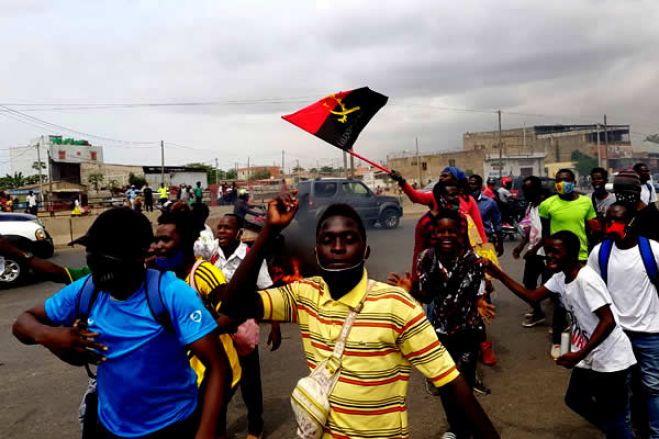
[223,195,499,439]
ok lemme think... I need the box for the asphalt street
[0,215,600,438]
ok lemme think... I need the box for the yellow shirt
[186,261,241,388]
[259,270,459,439]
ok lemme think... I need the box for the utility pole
[603,114,608,170]
[415,137,421,185]
[281,150,285,176]
[343,150,348,178]
[497,110,503,179]
[36,137,45,205]
[595,124,601,167]
[349,154,355,178]
[215,157,219,183]
[160,140,165,186]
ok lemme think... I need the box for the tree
[88,172,104,192]
[225,169,237,180]
[320,166,334,174]
[128,172,147,188]
[32,161,46,171]
[571,151,598,177]
[292,165,304,172]
[0,172,27,190]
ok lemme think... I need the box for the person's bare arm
[220,193,298,322]
[0,238,71,284]
[486,261,551,303]
[438,376,500,438]
[12,304,107,366]
[556,305,615,369]
[188,332,229,439]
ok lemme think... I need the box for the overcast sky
[0,0,657,173]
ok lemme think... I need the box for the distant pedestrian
[634,162,657,205]
[157,183,169,205]
[26,191,37,215]
[194,181,203,204]
[142,184,154,212]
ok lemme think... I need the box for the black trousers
[239,347,264,435]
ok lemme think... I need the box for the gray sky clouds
[1,0,658,172]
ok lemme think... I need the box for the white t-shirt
[641,181,657,205]
[526,205,545,256]
[215,242,273,290]
[26,194,37,207]
[544,266,636,372]
[587,240,659,333]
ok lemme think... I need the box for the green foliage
[88,172,104,191]
[224,169,237,180]
[32,161,46,171]
[571,151,598,177]
[292,165,304,172]
[0,172,27,189]
[128,172,147,188]
[320,166,334,173]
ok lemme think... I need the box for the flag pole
[346,148,391,173]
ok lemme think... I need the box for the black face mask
[315,252,366,300]
[86,252,146,294]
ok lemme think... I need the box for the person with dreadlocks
[152,202,242,439]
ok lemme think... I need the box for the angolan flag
[282,87,388,150]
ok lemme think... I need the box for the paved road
[0,216,600,438]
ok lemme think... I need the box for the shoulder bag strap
[187,259,205,293]
[331,280,374,361]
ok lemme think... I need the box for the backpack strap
[144,269,173,332]
[598,239,614,284]
[75,274,99,323]
[638,236,659,292]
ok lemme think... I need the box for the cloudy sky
[0,0,657,173]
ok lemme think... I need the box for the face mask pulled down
[315,250,366,297]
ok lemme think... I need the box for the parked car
[296,178,403,229]
[0,212,55,287]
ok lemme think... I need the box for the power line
[0,104,157,146]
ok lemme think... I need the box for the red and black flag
[282,87,388,150]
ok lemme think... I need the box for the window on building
[421,162,427,171]
[410,160,417,166]
[90,151,97,161]
[58,150,66,160]
[449,159,456,167]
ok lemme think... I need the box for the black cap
[70,207,154,257]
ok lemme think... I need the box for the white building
[10,135,104,183]
[483,153,546,178]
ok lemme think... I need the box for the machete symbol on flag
[282,87,388,151]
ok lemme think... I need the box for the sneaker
[522,315,546,328]
[441,433,457,439]
[480,341,497,366]
[550,344,561,360]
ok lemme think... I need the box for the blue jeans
[627,332,659,438]
[564,367,633,438]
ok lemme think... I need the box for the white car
[0,213,54,287]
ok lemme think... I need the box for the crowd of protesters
[6,158,659,439]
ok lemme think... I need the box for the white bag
[290,282,372,439]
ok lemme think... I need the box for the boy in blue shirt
[12,207,229,439]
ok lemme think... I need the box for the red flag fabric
[282,87,388,150]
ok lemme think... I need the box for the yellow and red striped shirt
[259,270,458,439]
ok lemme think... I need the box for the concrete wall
[387,149,486,186]
[80,162,144,189]
[145,171,208,188]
